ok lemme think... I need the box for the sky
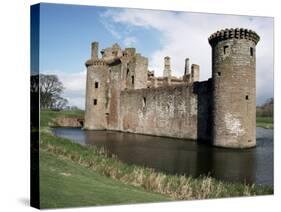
[38,3,274,109]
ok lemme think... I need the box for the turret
[190,64,199,82]
[209,28,260,148]
[184,58,190,75]
[91,42,99,59]
[163,56,171,78]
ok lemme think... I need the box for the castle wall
[120,85,198,139]
[125,58,136,89]
[107,62,122,131]
[193,80,213,142]
[134,54,148,89]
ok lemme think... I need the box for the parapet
[208,28,260,47]
[85,59,107,67]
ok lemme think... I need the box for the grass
[39,109,273,208]
[40,109,84,129]
[256,116,273,129]
[40,150,169,208]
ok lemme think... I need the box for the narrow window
[245,95,249,100]
[191,70,194,78]
[143,97,146,108]
[131,76,134,85]
[93,99,97,105]
[112,51,117,56]
[250,47,254,56]
[95,82,99,88]
[223,45,229,54]
[127,68,129,76]
[217,72,221,76]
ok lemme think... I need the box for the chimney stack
[184,58,190,75]
[163,56,171,77]
[91,42,99,59]
[191,64,200,82]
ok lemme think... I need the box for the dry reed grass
[40,132,273,200]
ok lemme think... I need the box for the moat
[53,127,273,186]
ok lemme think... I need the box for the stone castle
[84,28,260,149]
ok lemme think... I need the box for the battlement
[85,59,107,67]
[208,28,260,47]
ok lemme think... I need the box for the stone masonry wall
[107,62,122,131]
[120,84,198,139]
[193,79,213,142]
[134,54,148,89]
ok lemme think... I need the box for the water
[52,127,273,186]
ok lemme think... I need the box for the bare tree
[51,96,68,111]
[256,97,274,117]
[39,74,68,110]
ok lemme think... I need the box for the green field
[39,110,273,208]
[40,150,169,208]
[256,116,273,129]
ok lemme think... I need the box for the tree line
[256,97,273,117]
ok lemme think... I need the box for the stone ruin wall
[120,84,198,139]
[84,42,208,140]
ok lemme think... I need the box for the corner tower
[84,42,109,130]
[208,28,260,148]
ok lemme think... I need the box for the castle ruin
[84,28,260,149]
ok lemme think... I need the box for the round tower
[208,28,260,148]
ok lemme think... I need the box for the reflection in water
[52,127,273,186]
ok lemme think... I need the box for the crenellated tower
[84,42,148,131]
[84,42,109,130]
[209,28,260,148]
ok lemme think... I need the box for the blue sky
[39,3,162,73]
[38,3,274,109]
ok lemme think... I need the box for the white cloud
[100,19,121,39]
[103,9,274,105]
[123,36,137,46]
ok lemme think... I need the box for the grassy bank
[40,110,169,208]
[256,116,273,129]
[40,109,84,129]
[40,149,169,208]
[40,110,273,208]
